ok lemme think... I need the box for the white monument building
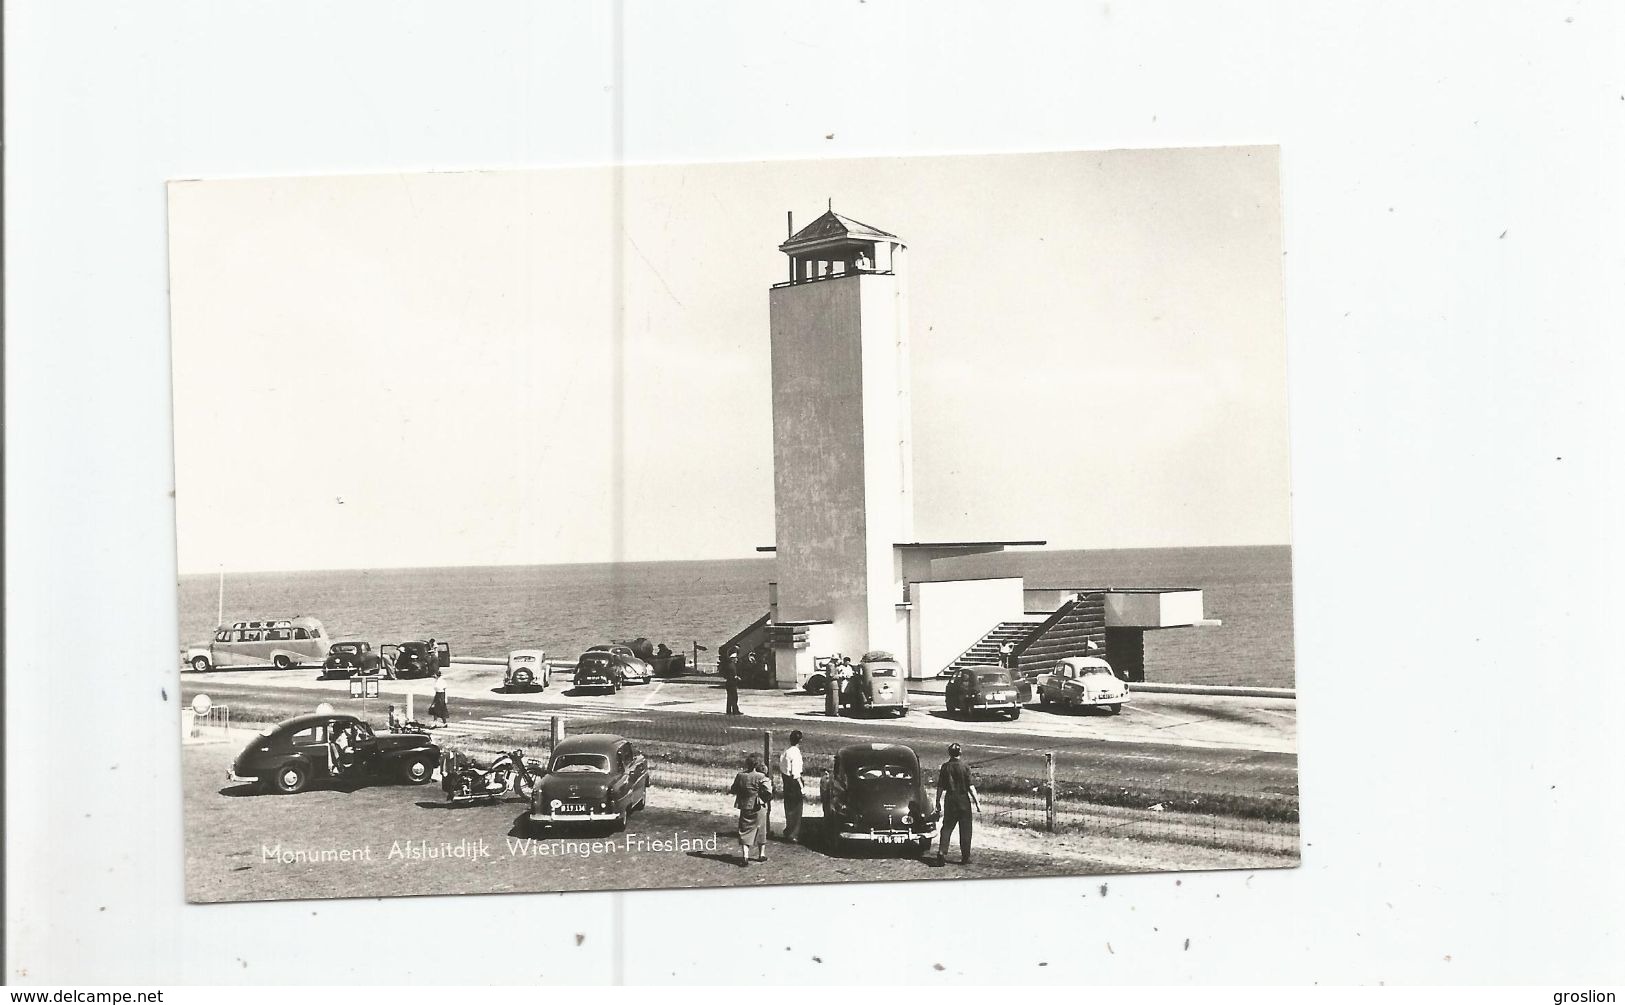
[743,207,1207,690]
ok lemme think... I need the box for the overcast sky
[169,147,1288,574]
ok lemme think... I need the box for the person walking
[722,645,742,716]
[429,669,450,728]
[728,753,773,864]
[777,729,805,842]
[933,742,982,865]
[998,641,1016,670]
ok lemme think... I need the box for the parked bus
[185,617,331,672]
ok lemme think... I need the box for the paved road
[181,669,1298,799]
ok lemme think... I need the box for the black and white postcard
[168,148,1296,903]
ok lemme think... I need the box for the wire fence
[426,707,1298,858]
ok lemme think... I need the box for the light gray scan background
[8,0,1625,985]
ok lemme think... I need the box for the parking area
[186,660,1297,754]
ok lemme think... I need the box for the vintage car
[526,734,649,831]
[821,742,938,853]
[835,650,909,717]
[572,651,622,693]
[321,640,381,679]
[504,649,549,692]
[587,644,655,685]
[1037,656,1129,714]
[943,664,1028,720]
[381,639,450,679]
[228,712,441,795]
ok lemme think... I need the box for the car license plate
[560,803,587,813]
[876,833,908,844]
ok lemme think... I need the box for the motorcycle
[440,748,541,805]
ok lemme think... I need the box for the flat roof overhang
[757,540,1046,554]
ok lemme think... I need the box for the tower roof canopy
[779,209,900,256]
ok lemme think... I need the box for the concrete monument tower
[765,209,912,680]
[749,206,1208,691]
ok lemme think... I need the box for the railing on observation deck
[770,269,894,290]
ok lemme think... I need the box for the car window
[1082,666,1113,676]
[214,630,231,643]
[290,725,326,743]
[868,666,897,677]
[269,628,292,641]
[975,671,1010,684]
[294,628,309,640]
[551,754,610,773]
[855,765,914,781]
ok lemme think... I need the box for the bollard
[405,693,413,723]
[551,715,563,754]
[1044,752,1057,833]
[825,675,838,717]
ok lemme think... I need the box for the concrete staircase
[1014,593,1107,677]
[939,621,1040,677]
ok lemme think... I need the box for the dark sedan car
[526,734,649,831]
[944,665,1028,720]
[381,639,450,679]
[572,651,621,693]
[821,742,939,853]
[229,712,440,795]
[321,640,380,679]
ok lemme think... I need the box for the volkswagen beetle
[526,734,649,831]
[820,742,938,853]
[1037,656,1129,714]
[228,712,440,795]
[587,644,654,685]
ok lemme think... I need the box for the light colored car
[588,644,654,685]
[505,649,549,691]
[1037,656,1129,714]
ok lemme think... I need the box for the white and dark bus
[185,617,331,672]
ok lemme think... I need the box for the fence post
[405,693,413,723]
[762,731,773,775]
[1044,752,1057,833]
[551,715,564,753]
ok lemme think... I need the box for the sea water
[177,545,1294,688]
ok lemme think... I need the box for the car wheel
[1007,708,1022,721]
[273,655,292,670]
[402,755,435,784]
[189,655,210,673]
[1039,692,1051,707]
[1108,703,1123,716]
[272,762,309,795]
[895,707,907,717]
[614,808,628,832]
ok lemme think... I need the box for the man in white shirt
[777,729,805,842]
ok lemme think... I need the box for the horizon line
[177,541,1294,578]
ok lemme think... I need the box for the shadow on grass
[686,849,749,867]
